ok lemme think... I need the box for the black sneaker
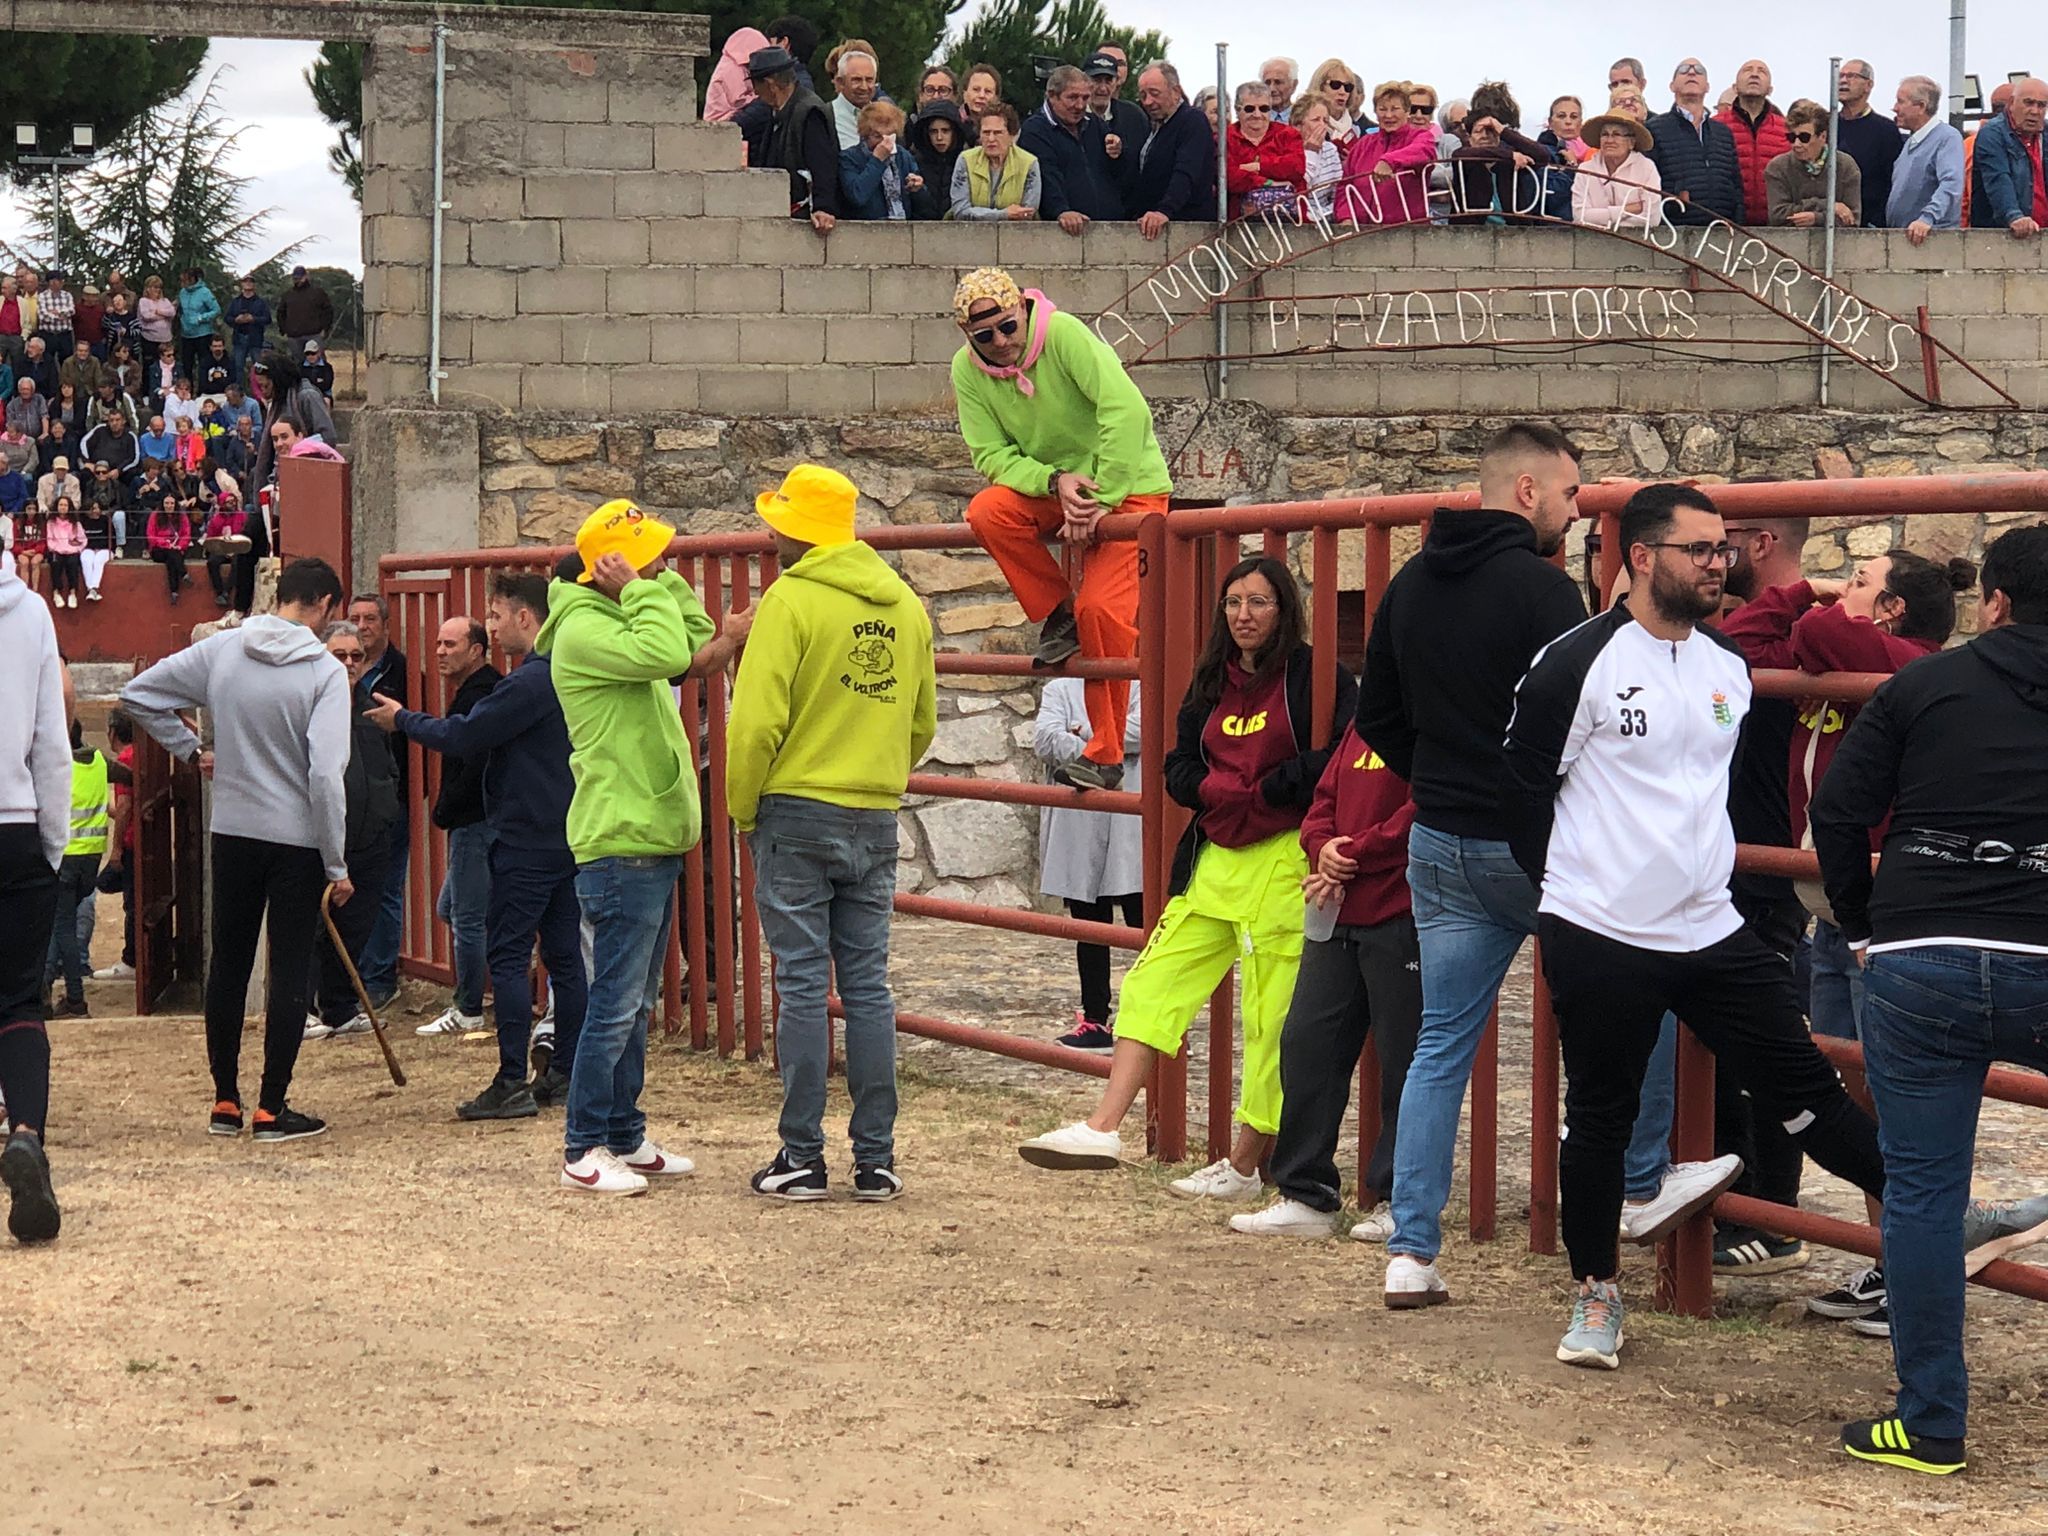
[1713,1226,1811,1275]
[750,1148,828,1201]
[1848,1303,1892,1339]
[1841,1415,1964,1475]
[1055,1018,1116,1053]
[2,1130,60,1244]
[252,1106,328,1143]
[853,1164,904,1203]
[1032,600,1080,669]
[55,997,88,1018]
[208,1100,245,1137]
[1052,759,1123,792]
[457,1077,539,1121]
[1808,1264,1885,1320]
[529,1066,570,1107]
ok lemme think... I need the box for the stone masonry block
[438,363,521,411]
[871,266,961,315]
[702,171,792,218]
[1081,222,1154,266]
[614,172,706,218]
[650,217,739,265]
[361,117,432,171]
[522,123,566,168]
[563,221,652,268]
[524,78,612,124]
[693,367,791,413]
[652,317,741,364]
[370,311,430,360]
[365,215,432,266]
[471,316,564,364]
[734,220,828,268]
[998,223,1087,266]
[872,365,954,412]
[1926,272,2007,315]
[695,267,783,313]
[517,268,609,315]
[447,173,526,222]
[1535,370,1621,411]
[913,222,999,266]
[781,268,872,315]
[737,317,827,365]
[472,218,563,270]
[608,267,696,315]
[523,367,613,413]
[367,358,428,406]
[825,317,914,364]
[609,366,703,413]
[655,124,742,173]
[363,264,426,316]
[791,365,879,414]
[564,124,655,171]
[912,317,965,363]
[2008,273,2048,312]
[1962,317,2045,362]
[610,79,698,124]
[524,173,616,219]
[822,223,916,265]
[563,319,653,366]
[442,267,519,320]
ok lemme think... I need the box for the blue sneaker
[1556,1280,1625,1370]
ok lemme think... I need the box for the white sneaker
[328,1013,373,1038]
[622,1138,695,1177]
[1618,1154,1744,1245]
[303,1014,334,1041]
[561,1147,649,1195]
[1230,1196,1338,1236]
[1350,1203,1396,1243]
[1384,1254,1451,1309]
[93,961,135,981]
[1017,1121,1123,1170]
[1169,1158,1263,1200]
[416,1006,483,1037]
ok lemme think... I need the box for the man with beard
[1503,484,1892,1371]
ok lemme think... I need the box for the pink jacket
[287,438,346,463]
[705,27,767,122]
[1336,124,1437,225]
[146,511,190,552]
[1572,150,1664,228]
[204,508,247,541]
[44,514,86,555]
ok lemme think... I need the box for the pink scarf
[965,290,1054,397]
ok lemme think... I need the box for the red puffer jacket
[1714,100,1791,223]
[1225,120,1306,218]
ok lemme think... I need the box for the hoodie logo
[1615,686,1643,701]
[1711,690,1736,731]
[841,621,900,701]
[1221,711,1269,737]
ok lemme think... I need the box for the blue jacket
[837,141,924,220]
[1018,105,1126,221]
[1970,110,2044,229]
[1647,106,1742,225]
[1887,120,1965,230]
[176,282,221,339]
[393,652,573,855]
[1131,101,1216,220]
[225,293,272,342]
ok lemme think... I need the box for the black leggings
[1065,893,1144,1023]
[152,546,187,593]
[48,552,82,596]
[1541,914,1886,1283]
[206,834,326,1113]
[0,825,60,1135]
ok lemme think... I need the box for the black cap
[746,45,796,81]
[291,264,308,277]
[1083,51,1120,78]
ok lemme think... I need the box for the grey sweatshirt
[0,569,71,869]
[121,615,353,880]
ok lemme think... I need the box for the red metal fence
[383,468,2048,1312]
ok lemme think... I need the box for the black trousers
[0,825,59,1135]
[206,833,326,1113]
[1541,913,1886,1283]
[312,840,389,1027]
[1715,894,1809,1225]
[1269,915,1422,1211]
[152,546,186,594]
[1065,893,1144,1024]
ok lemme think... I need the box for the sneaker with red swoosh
[560,1147,648,1195]
[622,1138,695,1177]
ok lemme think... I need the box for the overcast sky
[2,3,2039,279]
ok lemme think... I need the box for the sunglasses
[331,648,366,662]
[969,316,1021,345]
[1326,81,1353,93]
[1787,130,1818,144]
[1241,104,1271,114]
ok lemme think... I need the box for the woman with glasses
[1307,59,1364,149]
[1019,557,1357,1200]
[1766,99,1862,226]
[1572,111,1664,229]
[1225,83,1306,220]
[1338,80,1438,226]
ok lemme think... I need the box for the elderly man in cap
[534,500,715,1195]
[729,465,935,1201]
[955,267,1171,792]
[750,44,844,232]
[1087,48,1147,206]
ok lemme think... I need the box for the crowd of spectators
[0,262,342,615]
[705,25,2046,248]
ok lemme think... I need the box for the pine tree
[0,33,209,186]
[939,0,1168,107]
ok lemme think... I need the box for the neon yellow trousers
[1112,830,1307,1135]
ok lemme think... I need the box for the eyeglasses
[968,316,1021,345]
[1222,595,1276,613]
[1841,68,1873,81]
[1645,541,1740,569]
[330,648,366,662]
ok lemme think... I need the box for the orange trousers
[965,485,1165,766]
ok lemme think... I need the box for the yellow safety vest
[66,751,110,858]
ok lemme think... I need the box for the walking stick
[321,883,407,1087]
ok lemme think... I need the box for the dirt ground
[14,913,2048,1535]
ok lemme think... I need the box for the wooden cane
[321,883,407,1087]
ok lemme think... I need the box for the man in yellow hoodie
[536,501,715,1196]
[729,465,936,1202]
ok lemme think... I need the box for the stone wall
[383,401,2048,903]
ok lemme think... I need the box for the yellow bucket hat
[755,464,858,547]
[573,499,675,582]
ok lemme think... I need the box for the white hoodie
[121,614,353,881]
[0,568,70,869]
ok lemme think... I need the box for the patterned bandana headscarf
[953,267,1053,396]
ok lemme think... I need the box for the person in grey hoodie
[0,563,70,1242]
[121,557,352,1143]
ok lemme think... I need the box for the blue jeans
[486,842,584,1085]
[564,855,678,1158]
[1863,946,2048,1440]
[436,823,495,1015]
[230,333,263,391]
[359,814,410,997]
[1623,1012,1678,1201]
[750,796,900,1167]
[1810,918,1865,1039]
[42,856,99,1005]
[1388,825,1538,1261]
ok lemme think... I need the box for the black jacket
[1357,509,1589,842]
[1812,624,2048,953]
[1094,97,1149,206]
[735,59,815,165]
[429,663,502,830]
[1164,646,1358,894]
[1647,106,1743,225]
[907,101,964,221]
[1131,101,1216,220]
[344,695,402,858]
[1834,110,1902,229]
[764,85,842,218]
[1018,104,1126,222]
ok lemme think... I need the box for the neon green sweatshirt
[950,301,1173,511]
[535,569,714,862]
[726,541,937,833]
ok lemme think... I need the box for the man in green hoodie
[536,501,715,1196]
[730,465,936,1202]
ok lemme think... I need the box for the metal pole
[49,161,62,271]
[1948,0,1969,129]
[427,22,450,403]
[1819,55,1841,407]
[1214,42,1230,400]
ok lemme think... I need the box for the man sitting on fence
[953,266,1171,794]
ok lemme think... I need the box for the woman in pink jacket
[44,494,87,609]
[705,26,768,122]
[145,490,192,603]
[1572,112,1665,229]
[1336,80,1437,226]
